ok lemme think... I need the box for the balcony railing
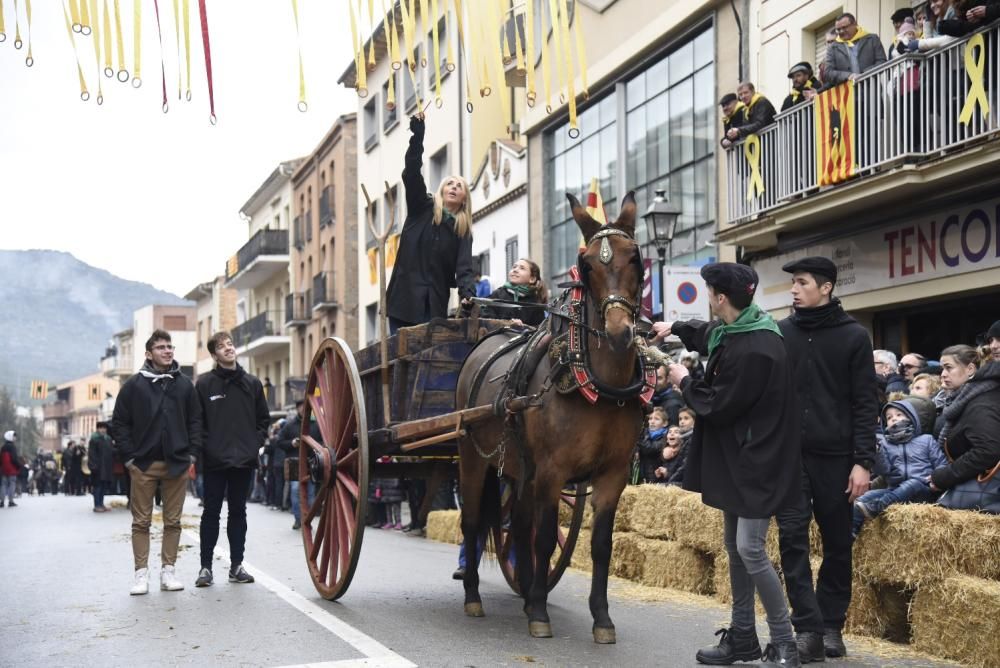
[726,22,1000,225]
[231,310,282,348]
[43,401,69,420]
[320,186,334,227]
[293,215,304,249]
[312,271,338,310]
[285,293,310,326]
[225,229,289,280]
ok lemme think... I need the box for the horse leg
[588,471,626,644]
[512,487,535,616]
[459,460,488,617]
[526,477,560,638]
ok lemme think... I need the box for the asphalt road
[0,493,956,668]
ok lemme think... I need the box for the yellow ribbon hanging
[474,0,491,96]
[744,134,765,201]
[383,0,400,70]
[0,0,6,43]
[349,0,368,97]
[22,0,33,66]
[556,0,577,134]
[546,0,566,104]
[132,0,141,87]
[172,0,180,96]
[430,0,442,106]
[525,0,536,106]
[399,0,421,107]
[486,0,508,110]
[89,0,104,103]
[12,0,21,48]
[498,0,512,65]
[291,0,308,111]
[62,1,90,101]
[102,0,113,76]
[571,0,588,99]
[451,0,474,111]
[417,0,428,66]
[182,0,190,99]
[959,33,990,126]
[443,1,454,72]
[112,0,126,80]
[80,0,91,34]
[366,0,375,71]
[69,0,81,33]
[539,0,552,111]
[512,0,525,74]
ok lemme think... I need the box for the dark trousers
[92,480,107,508]
[200,468,254,570]
[271,465,286,508]
[777,453,855,634]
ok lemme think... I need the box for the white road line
[182,530,416,668]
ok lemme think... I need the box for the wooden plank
[390,404,494,441]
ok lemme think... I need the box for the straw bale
[571,528,592,571]
[637,537,713,594]
[911,575,1000,668]
[670,492,725,554]
[844,577,886,638]
[613,485,641,532]
[425,510,462,544]
[609,532,646,580]
[629,484,687,540]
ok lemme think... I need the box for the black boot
[761,641,802,667]
[695,627,762,665]
[795,631,825,663]
[823,628,846,658]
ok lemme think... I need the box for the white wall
[470,142,529,289]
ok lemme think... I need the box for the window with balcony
[364,96,380,151]
[320,185,335,227]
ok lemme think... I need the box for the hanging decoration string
[79,0,91,34]
[473,0,489,97]
[546,0,565,104]
[398,0,420,107]
[430,0,442,107]
[132,0,141,87]
[197,0,216,123]
[88,0,103,103]
[152,0,168,112]
[556,0,577,136]
[13,0,22,48]
[182,0,190,99]
[417,0,428,66]
[0,0,6,43]
[22,0,33,66]
[450,0,474,112]
[112,0,126,81]
[171,0,180,97]
[347,0,367,97]
[69,0,81,33]
[365,0,375,72]
[291,0,307,111]
[443,0,454,73]
[62,1,90,101]
[539,1,552,112]
[525,0,536,106]
[102,0,113,76]
[383,0,400,70]
[498,0,512,65]
[571,0,588,99]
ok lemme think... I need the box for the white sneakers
[130,568,149,595]
[129,566,185,595]
[160,565,185,591]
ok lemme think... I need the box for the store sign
[754,200,1000,311]
[663,266,710,322]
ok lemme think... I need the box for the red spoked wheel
[496,483,588,594]
[299,337,369,600]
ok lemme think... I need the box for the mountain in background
[0,250,190,402]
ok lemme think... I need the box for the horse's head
[566,191,644,354]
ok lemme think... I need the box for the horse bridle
[583,227,642,335]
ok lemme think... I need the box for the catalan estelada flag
[30,380,48,400]
[88,383,101,401]
[815,81,856,186]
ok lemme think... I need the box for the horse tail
[478,471,503,564]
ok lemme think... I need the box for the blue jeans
[853,478,935,536]
[2,475,16,502]
[92,480,107,508]
[290,480,318,522]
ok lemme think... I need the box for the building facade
[185,276,238,379]
[132,304,197,376]
[42,371,121,451]
[470,139,529,288]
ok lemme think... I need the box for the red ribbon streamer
[198,0,216,123]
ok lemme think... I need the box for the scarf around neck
[503,282,535,302]
[938,370,1000,443]
[789,298,849,330]
[723,101,745,124]
[706,303,783,358]
[790,78,815,102]
[742,94,763,121]
[885,418,916,445]
[648,426,667,440]
[837,25,870,45]
[139,360,179,384]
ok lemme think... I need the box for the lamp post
[642,189,682,318]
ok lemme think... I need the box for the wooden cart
[296,316,588,600]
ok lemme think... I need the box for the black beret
[782,256,837,284]
[891,7,914,23]
[700,262,759,299]
[787,61,813,78]
[719,93,738,107]
[988,320,1000,340]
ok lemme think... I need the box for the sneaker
[854,500,875,520]
[392,522,403,530]
[761,641,802,667]
[229,564,255,584]
[160,565,185,591]
[795,632,825,663]
[452,567,466,580]
[195,568,214,587]
[823,628,846,658]
[292,519,301,530]
[695,627,762,665]
[0,500,5,507]
[7,501,16,507]
[130,568,149,596]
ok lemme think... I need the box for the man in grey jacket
[823,13,887,85]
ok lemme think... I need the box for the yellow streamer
[474,0,490,96]
[546,0,566,104]
[525,0,536,106]
[443,1,454,72]
[539,1,552,111]
[383,0,399,70]
[112,0,126,79]
[23,0,33,66]
[556,0,576,133]
[89,0,104,103]
[571,0,588,99]
[399,0,421,107]
[0,0,6,42]
[132,0,141,87]
[348,0,367,96]
[80,0,91,34]
[498,0,512,65]
[62,1,90,101]
[291,0,308,111]
[959,34,990,126]
[12,0,20,48]
[102,0,113,76]
[430,0,442,105]
[172,0,180,96]
[744,134,765,200]
[451,0,474,111]
[512,0,524,74]
[183,0,190,98]
[366,0,375,71]
[69,0,81,32]
[418,0,428,66]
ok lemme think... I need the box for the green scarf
[503,282,534,302]
[706,303,783,358]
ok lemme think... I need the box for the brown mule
[456,192,648,644]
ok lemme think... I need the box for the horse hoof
[464,602,485,617]
[529,621,553,638]
[593,626,617,644]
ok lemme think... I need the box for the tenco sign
[754,200,1000,311]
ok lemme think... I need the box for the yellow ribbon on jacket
[742,92,762,121]
[959,34,990,126]
[744,134,765,201]
[722,101,745,124]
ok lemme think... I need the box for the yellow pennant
[112,0,126,80]
[172,0,180,96]
[132,0,141,87]
[102,0,113,76]
[0,0,6,43]
[556,0,577,135]
[399,0,421,107]
[62,1,90,100]
[546,0,566,104]
[418,0,428,66]
[450,0,474,111]
[366,0,375,71]
[744,134,765,200]
[291,0,308,111]
[89,0,104,104]
[571,0,588,99]
[498,0,512,65]
[525,0,537,106]
[431,0,442,106]
[12,0,20,49]
[474,0,491,96]
[383,0,400,70]
[959,34,990,126]
[348,0,367,96]
[182,0,190,98]
[69,0,81,32]
[22,0,33,66]
[80,0,91,34]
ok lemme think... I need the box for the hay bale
[610,531,646,580]
[613,485,641,532]
[637,537,713,594]
[911,575,1000,668]
[670,492,725,554]
[571,528,592,571]
[425,510,462,544]
[629,484,687,540]
[845,577,884,638]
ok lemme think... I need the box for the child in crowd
[637,408,669,483]
[655,407,695,485]
[909,373,941,400]
[852,399,946,539]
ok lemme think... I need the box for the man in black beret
[653,263,802,667]
[781,62,821,111]
[719,93,746,150]
[775,256,878,661]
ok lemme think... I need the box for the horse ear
[566,193,603,244]
[615,191,637,235]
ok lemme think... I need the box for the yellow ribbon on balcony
[387,233,400,268]
[744,134,765,201]
[367,248,378,285]
[227,255,239,278]
[959,33,990,126]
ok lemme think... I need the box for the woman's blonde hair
[433,175,472,238]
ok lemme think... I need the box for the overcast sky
[0,0,358,296]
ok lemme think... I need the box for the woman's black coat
[88,432,115,482]
[674,319,802,518]
[386,117,476,325]
[931,362,1000,490]
[479,286,547,326]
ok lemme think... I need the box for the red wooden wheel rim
[299,337,369,600]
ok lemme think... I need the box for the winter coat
[637,429,667,483]
[735,96,777,138]
[195,365,271,472]
[721,104,747,148]
[370,476,406,505]
[939,1,1000,36]
[883,372,909,395]
[385,116,476,325]
[479,285,547,326]
[778,300,878,468]
[87,432,115,482]
[273,413,322,468]
[781,77,822,111]
[111,360,203,478]
[665,432,692,486]
[875,400,947,487]
[650,386,685,426]
[674,319,802,518]
[823,33,887,85]
[0,441,20,476]
[930,362,1000,490]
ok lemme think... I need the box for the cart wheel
[299,337,369,600]
[496,483,588,594]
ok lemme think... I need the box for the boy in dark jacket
[637,408,669,483]
[852,399,945,538]
[194,331,271,588]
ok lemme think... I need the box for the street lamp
[642,188,682,318]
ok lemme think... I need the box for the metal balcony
[312,272,338,311]
[224,229,290,289]
[43,401,70,420]
[320,186,334,227]
[231,310,288,356]
[293,215,304,249]
[284,293,310,327]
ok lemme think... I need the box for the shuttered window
[814,20,836,70]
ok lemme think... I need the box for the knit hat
[3,430,14,442]
[989,320,1000,341]
[897,17,917,39]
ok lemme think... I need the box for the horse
[455,191,652,644]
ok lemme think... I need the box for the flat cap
[787,61,813,78]
[700,262,759,299]
[782,256,837,284]
[719,92,738,107]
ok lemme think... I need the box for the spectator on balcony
[386,112,476,333]
[888,9,917,58]
[824,13,887,85]
[902,0,960,51]
[889,18,920,59]
[719,93,746,149]
[479,258,549,327]
[724,83,776,143]
[817,29,839,83]
[781,62,821,111]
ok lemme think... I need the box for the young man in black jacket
[194,331,271,587]
[112,329,203,596]
[775,257,878,661]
